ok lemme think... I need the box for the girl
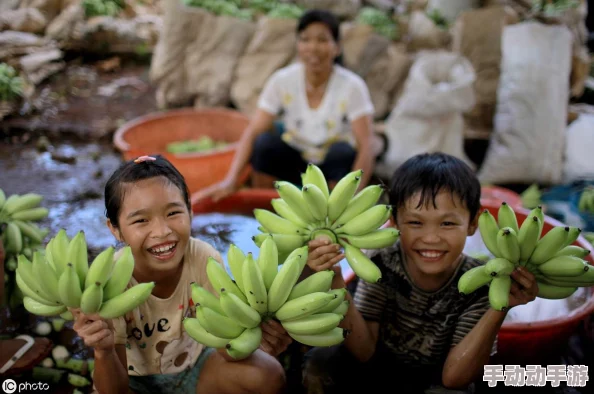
[72,155,288,394]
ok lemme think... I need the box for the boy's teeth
[420,251,443,258]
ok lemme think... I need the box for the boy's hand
[307,239,345,272]
[508,267,539,309]
[260,320,292,357]
[71,308,115,355]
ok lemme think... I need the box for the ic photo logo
[2,379,50,393]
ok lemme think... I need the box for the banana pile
[16,229,155,320]
[183,237,349,360]
[0,189,50,269]
[459,203,594,311]
[252,164,399,284]
[578,187,594,214]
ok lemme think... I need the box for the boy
[302,152,538,393]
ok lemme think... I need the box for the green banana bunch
[185,242,349,357]
[463,202,593,309]
[0,189,50,272]
[15,229,154,319]
[253,164,399,284]
[577,187,594,214]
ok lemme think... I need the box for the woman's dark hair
[104,155,191,227]
[388,152,481,223]
[297,9,343,65]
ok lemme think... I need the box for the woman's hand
[306,239,344,272]
[260,320,292,358]
[191,177,236,205]
[71,308,115,355]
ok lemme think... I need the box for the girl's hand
[307,239,344,272]
[260,320,292,358]
[71,308,115,354]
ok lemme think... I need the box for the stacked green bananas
[0,189,50,269]
[252,164,399,284]
[577,187,594,214]
[183,238,349,360]
[16,229,155,320]
[459,202,594,311]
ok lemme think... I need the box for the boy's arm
[333,267,384,362]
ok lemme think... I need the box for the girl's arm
[93,344,130,394]
[350,114,375,189]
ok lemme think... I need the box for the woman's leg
[318,142,357,188]
[250,132,307,187]
[196,349,286,394]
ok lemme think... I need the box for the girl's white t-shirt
[257,62,375,164]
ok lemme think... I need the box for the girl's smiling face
[107,176,191,276]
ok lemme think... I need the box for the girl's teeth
[420,252,442,258]
[152,244,174,253]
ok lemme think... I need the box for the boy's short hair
[388,152,481,222]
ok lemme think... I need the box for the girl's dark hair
[388,152,481,223]
[104,155,191,227]
[297,9,342,65]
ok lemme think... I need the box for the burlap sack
[20,0,65,22]
[231,17,298,116]
[0,8,47,34]
[294,0,361,19]
[185,14,255,108]
[451,6,519,132]
[45,3,85,45]
[405,11,450,52]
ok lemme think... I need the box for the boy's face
[395,190,478,281]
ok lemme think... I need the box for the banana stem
[310,229,338,244]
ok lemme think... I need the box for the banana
[13,220,45,244]
[50,229,70,275]
[183,317,230,348]
[0,188,5,210]
[58,263,83,308]
[191,283,225,315]
[67,231,89,289]
[16,269,60,306]
[529,226,570,265]
[287,270,334,301]
[537,256,589,277]
[336,205,392,237]
[227,244,246,292]
[80,282,103,314]
[562,227,582,248]
[275,181,316,223]
[536,281,578,299]
[60,310,74,321]
[339,228,399,249]
[258,236,278,290]
[302,183,328,221]
[99,282,155,319]
[496,227,520,264]
[226,326,262,360]
[103,246,135,301]
[32,251,60,303]
[17,255,57,304]
[517,215,541,263]
[44,237,57,272]
[478,210,500,257]
[206,257,247,303]
[287,327,347,347]
[3,193,43,215]
[24,297,67,317]
[267,250,308,312]
[332,185,384,228]
[532,206,545,236]
[242,253,268,315]
[333,299,349,317]
[316,288,347,313]
[271,198,311,229]
[252,233,308,254]
[302,163,330,200]
[458,265,493,295]
[539,270,594,286]
[10,207,50,221]
[219,289,261,329]
[489,275,511,311]
[196,305,245,339]
[275,291,336,321]
[339,240,382,284]
[553,245,590,259]
[327,169,363,222]
[497,202,519,233]
[253,209,307,236]
[5,222,23,254]
[84,246,114,290]
[282,313,342,335]
[485,258,515,277]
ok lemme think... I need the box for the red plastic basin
[112,107,252,194]
[480,185,524,211]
